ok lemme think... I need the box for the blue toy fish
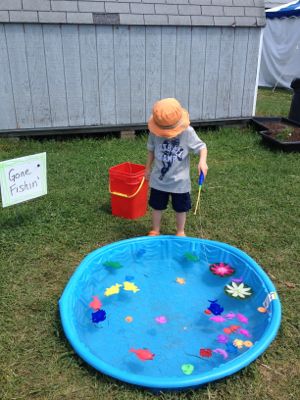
[226,342,238,355]
[92,309,106,323]
[206,300,224,316]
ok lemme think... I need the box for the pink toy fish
[210,316,226,323]
[236,313,249,324]
[217,334,229,344]
[130,348,155,361]
[238,328,251,338]
[89,296,102,311]
[213,348,228,359]
[155,316,167,324]
[224,312,236,320]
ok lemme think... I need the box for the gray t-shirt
[147,126,206,193]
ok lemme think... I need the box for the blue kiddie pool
[59,236,281,390]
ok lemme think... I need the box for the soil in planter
[262,122,300,142]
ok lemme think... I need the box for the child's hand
[198,161,208,178]
[145,167,151,180]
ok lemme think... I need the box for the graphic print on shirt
[158,138,183,180]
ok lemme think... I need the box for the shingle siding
[0,0,265,26]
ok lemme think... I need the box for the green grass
[256,87,293,117]
[1,89,300,399]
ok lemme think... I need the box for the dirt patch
[262,122,300,142]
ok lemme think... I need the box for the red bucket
[109,162,148,219]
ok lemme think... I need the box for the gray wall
[0,24,261,131]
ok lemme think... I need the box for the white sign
[0,153,47,207]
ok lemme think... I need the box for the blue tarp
[266,0,300,19]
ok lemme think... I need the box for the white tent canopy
[259,1,300,89]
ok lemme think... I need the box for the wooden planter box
[251,117,300,151]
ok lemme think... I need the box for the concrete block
[23,0,50,11]
[120,13,144,25]
[214,16,235,25]
[168,15,191,25]
[105,2,130,13]
[144,14,168,25]
[0,0,21,11]
[191,15,214,25]
[51,1,78,12]
[10,11,38,22]
[130,3,154,14]
[0,10,9,21]
[224,6,244,16]
[93,12,120,24]
[155,4,178,15]
[67,12,93,23]
[202,5,224,16]
[235,16,256,26]
[178,5,201,16]
[78,1,105,13]
[38,11,66,23]
[120,130,136,139]
[245,7,264,17]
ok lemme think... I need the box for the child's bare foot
[148,230,160,236]
[176,231,186,237]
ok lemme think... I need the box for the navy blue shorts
[149,188,191,213]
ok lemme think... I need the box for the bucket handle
[109,177,146,198]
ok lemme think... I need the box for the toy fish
[243,340,253,348]
[226,342,238,354]
[130,348,155,361]
[176,277,186,285]
[155,316,167,324]
[223,325,240,334]
[236,313,248,324]
[92,309,106,323]
[229,325,240,332]
[206,300,224,316]
[200,348,213,358]
[123,281,140,293]
[89,296,102,311]
[210,316,226,323]
[104,283,122,296]
[184,252,199,262]
[233,339,244,349]
[217,334,229,344]
[224,312,235,320]
[213,348,228,359]
[238,328,251,338]
[103,261,123,269]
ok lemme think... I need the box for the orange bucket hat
[148,98,190,138]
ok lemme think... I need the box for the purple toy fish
[217,334,229,344]
[213,348,228,359]
[238,328,251,338]
[210,316,226,323]
[224,312,236,320]
[236,313,249,324]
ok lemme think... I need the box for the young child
[145,98,208,237]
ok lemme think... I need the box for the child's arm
[198,147,208,177]
[145,150,154,180]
